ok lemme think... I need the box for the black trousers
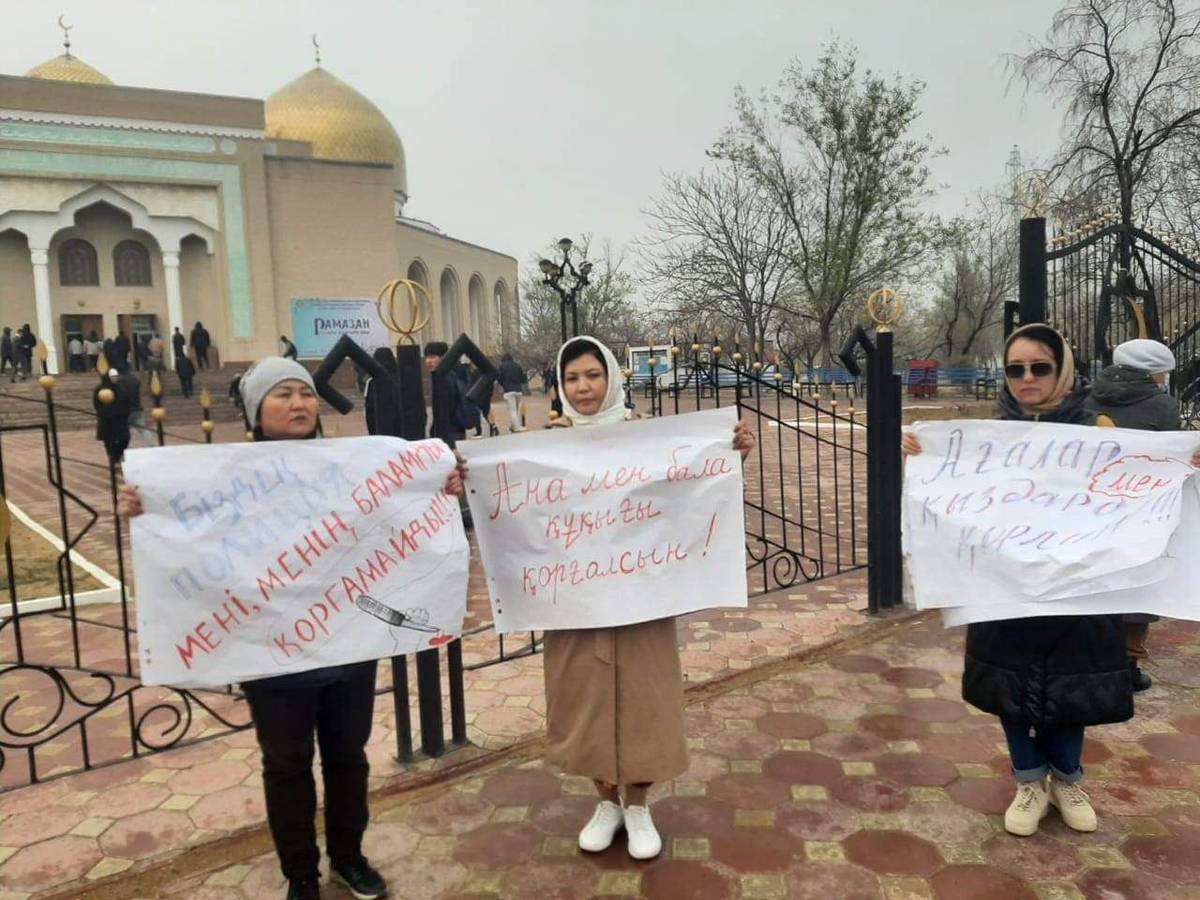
[242,661,377,881]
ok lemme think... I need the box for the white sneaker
[1004,779,1050,836]
[1050,778,1098,832]
[578,800,624,852]
[623,804,662,860]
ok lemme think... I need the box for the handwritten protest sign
[458,407,748,632]
[903,420,1200,625]
[123,437,469,687]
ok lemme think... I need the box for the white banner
[903,420,1200,625]
[124,437,469,687]
[458,407,749,632]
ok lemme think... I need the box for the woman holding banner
[903,324,1136,838]
[118,357,466,900]
[538,336,755,860]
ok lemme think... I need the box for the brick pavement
[120,613,1200,900]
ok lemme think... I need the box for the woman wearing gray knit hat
[1086,338,1182,694]
[118,357,465,900]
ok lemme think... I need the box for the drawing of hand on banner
[902,419,1200,625]
[123,436,469,688]
[458,407,749,632]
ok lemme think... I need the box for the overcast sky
[7,1,1065,277]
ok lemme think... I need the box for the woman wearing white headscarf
[543,337,755,860]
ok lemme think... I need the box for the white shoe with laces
[1050,778,1098,832]
[1004,778,1050,836]
[623,804,663,860]
[578,800,624,852]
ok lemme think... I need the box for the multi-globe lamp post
[538,237,593,344]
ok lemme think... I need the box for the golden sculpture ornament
[867,288,905,333]
[376,278,433,345]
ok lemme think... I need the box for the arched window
[113,240,152,286]
[59,239,99,286]
[440,268,461,338]
[468,274,485,340]
[494,280,510,344]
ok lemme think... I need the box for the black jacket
[962,378,1134,727]
[1085,365,1181,431]
[498,359,526,393]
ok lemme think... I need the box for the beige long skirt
[542,616,689,785]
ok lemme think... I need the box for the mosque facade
[0,46,519,373]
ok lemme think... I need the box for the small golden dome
[25,53,113,85]
[265,67,407,195]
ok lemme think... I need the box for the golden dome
[25,53,113,85]
[265,67,407,195]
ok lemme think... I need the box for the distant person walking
[146,333,167,385]
[1,327,13,375]
[172,326,186,363]
[15,325,37,379]
[111,332,131,374]
[67,335,85,372]
[1086,338,1182,692]
[175,352,196,398]
[280,335,298,360]
[191,321,212,369]
[85,331,102,371]
[135,333,150,372]
[498,353,527,432]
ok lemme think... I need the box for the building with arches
[0,44,518,372]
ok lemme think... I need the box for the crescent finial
[311,33,321,67]
[57,14,73,55]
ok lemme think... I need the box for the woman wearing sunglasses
[901,324,1130,838]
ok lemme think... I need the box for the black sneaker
[1131,662,1152,692]
[331,858,388,899]
[286,877,321,900]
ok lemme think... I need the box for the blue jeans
[1001,719,1085,784]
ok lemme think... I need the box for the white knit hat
[240,357,315,423]
[1112,339,1176,374]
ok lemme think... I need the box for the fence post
[1019,216,1048,326]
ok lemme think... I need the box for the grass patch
[1,515,103,602]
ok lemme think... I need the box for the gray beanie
[1112,339,1176,374]
[240,357,316,423]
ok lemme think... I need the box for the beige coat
[543,615,688,785]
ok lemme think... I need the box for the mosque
[0,32,519,373]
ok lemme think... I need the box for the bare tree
[714,41,942,363]
[1014,0,1200,232]
[640,159,793,354]
[916,196,1018,363]
[514,237,642,367]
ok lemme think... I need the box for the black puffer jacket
[961,379,1134,727]
[1085,364,1181,431]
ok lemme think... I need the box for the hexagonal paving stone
[167,759,250,795]
[755,712,827,740]
[188,785,265,832]
[504,859,601,899]
[900,698,969,723]
[1104,754,1198,789]
[810,730,889,761]
[828,777,910,813]
[1141,732,1200,764]
[707,773,791,809]
[894,801,994,848]
[1077,867,1197,900]
[707,694,770,720]
[982,833,1083,881]
[99,808,194,860]
[410,792,495,836]
[650,797,735,837]
[478,768,561,806]
[710,828,801,872]
[642,860,736,900]
[85,781,171,818]
[1121,834,1200,883]
[874,753,960,787]
[776,801,862,842]
[0,804,85,846]
[704,729,780,760]
[1,834,105,892]
[828,654,890,675]
[453,823,541,869]
[883,667,944,688]
[947,777,1015,815]
[861,714,931,741]
[784,861,883,900]
[761,751,843,787]
[929,864,1037,900]
[843,829,943,877]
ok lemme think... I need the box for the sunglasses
[1004,362,1056,379]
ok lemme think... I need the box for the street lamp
[538,237,593,343]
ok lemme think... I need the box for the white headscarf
[556,336,631,427]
